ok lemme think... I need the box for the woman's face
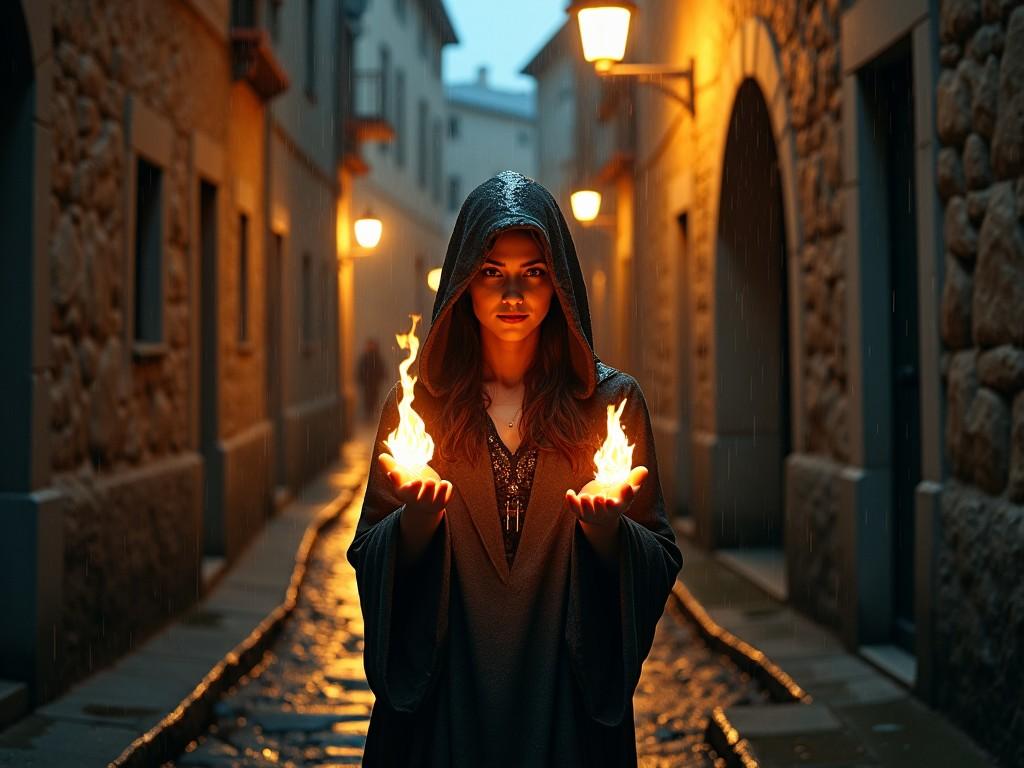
[469,230,554,344]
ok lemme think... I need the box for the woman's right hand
[378,452,452,519]
[378,452,452,565]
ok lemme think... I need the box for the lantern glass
[427,267,442,292]
[354,217,383,249]
[576,6,632,65]
[570,190,602,223]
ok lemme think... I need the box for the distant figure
[356,338,387,421]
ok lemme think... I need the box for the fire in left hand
[565,466,648,527]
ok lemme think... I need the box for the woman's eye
[525,268,546,278]
[481,267,501,277]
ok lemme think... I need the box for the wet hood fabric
[418,171,598,398]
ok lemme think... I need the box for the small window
[395,70,406,168]
[417,100,427,188]
[232,0,258,26]
[395,0,406,22]
[517,130,530,147]
[379,45,391,154]
[134,157,163,343]
[267,0,281,41]
[432,118,442,202]
[304,0,316,98]
[448,175,461,213]
[238,213,250,343]
[418,11,428,58]
[448,115,459,140]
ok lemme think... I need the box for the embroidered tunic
[484,416,539,567]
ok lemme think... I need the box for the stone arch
[707,16,804,453]
[0,0,59,702]
[691,16,805,557]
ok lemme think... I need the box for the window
[301,252,313,344]
[379,45,391,154]
[395,70,406,168]
[394,0,406,22]
[238,213,250,343]
[304,0,316,98]
[448,115,459,140]
[418,11,428,58]
[448,175,461,213]
[432,118,442,202]
[517,130,530,147]
[134,157,163,343]
[232,0,258,26]
[417,100,427,188]
[267,0,281,41]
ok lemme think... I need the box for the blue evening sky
[442,0,567,92]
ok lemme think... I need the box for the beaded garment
[484,416,539,568]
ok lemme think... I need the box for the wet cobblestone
[171,497,767,767]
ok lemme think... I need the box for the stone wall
[47,0,238,694]
[935,3,1024,764]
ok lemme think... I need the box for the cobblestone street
[170,481,767,767]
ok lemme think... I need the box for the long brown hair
[434,290,591,472]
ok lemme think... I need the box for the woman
[347,171,683,766]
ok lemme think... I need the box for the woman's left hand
[564,466,649,528]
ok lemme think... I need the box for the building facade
[444,66,536,231]
[0,0,363,714]
[349,0,457,398]
[531,1,1024,764]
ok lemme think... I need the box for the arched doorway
[0,0,36,491]
[712,78,791,578]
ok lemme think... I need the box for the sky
[442,0,567,92]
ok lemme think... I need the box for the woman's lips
[497,314,528,323]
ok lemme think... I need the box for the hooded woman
[347,171,683,766]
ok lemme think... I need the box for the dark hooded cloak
[347,171,683,766]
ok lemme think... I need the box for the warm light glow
[427,267,442,292]
[572,2,634,67]
[570,189,602,222]
[383,315,435,474]
[354,215,383,249]
[592,398,635,487]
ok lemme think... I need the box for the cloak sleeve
[566,376,684,726]
[346,384,451,713]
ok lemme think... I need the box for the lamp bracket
[597,58,695,116]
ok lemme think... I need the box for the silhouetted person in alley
[347,171,682,766]
[356,338,387,423]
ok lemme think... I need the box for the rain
[0,0,1019,766]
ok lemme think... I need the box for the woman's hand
[378,452,452,566]
[563,466,648,567]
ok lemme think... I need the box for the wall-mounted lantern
[567,0,695,116]
[570,190,602,223]
[427,267,443,292]
[354,210,383,250]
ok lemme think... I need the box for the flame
[384,315,435,474]
[592,398,635,487]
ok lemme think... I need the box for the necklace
[489,403,522,430]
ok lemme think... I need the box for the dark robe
[347,171,683,767]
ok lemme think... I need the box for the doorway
[266,231,286,493]
[861,39,921,654]
[713,78,792,595]
[199,180,222,556]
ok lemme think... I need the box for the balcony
[346,71,395,143]
[230,27,289,101]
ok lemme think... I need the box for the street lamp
[427,267,442,292]
[570,189,602,222]
[354,210,383,249]
[567,0,695,115]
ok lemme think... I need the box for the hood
[418,171,598,399]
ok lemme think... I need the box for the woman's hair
[434,285,591,473]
